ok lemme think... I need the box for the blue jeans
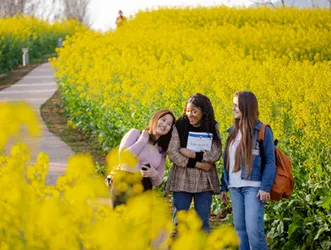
[229,187,268,250]
[172,191,213,231]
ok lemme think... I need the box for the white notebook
[187,132,213,152]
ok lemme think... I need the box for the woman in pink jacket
[111,110,175,207]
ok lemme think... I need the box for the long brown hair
[146,110,176,153]
[226,91,259,175]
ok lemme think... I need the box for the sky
[88,0,254,31]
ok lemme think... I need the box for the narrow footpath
[0,63,73,185]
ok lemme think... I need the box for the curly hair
[177,93,221,146]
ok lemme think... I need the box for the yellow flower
[132,183,144,195]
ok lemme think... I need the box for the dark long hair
[176,93,221,146]
[226,91,259,175]
[146,110,176,153]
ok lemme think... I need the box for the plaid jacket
[166,125,222,194]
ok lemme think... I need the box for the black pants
[142,177,152,191]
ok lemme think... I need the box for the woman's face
[186,102,203,126]
[232,96,242,119]
[155,114,174,138]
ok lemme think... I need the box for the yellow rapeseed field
[0,102,239,249]
[0,16,86,73]
[1,6,330,249]
[52,7,330,159]
[51,11,331,247]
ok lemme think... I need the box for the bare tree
[309,0,331,8]
[0,0,43,17]
[62,0,91,25]
[35,0,63,21]
[249,0,331,8]
[0,0,24,16]
[24,0,41,16]
[249,0,276,8]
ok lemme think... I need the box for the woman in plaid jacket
[166,93,222,231]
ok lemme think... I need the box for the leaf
[288,214,303,238]
[304,216,315,226]
[288,222,301,238]
[314,226,330,240]
[317,196,331,209]
[305,194,311,202]
[276,221,284,234]
[321,240,331,250]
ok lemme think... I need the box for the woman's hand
[140,165,158,178]
[139,129,149,140]
[221,192,228,204]
[179,148,196,158]
[195,162,213,171]
[256,190,271,203]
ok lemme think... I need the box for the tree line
[0,0,91,25]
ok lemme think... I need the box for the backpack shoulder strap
[258,123,270,174]
[258,124,269,141]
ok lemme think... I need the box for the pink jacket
[118,129,166,186]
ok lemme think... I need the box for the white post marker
[22,48,29,67]
[58,37,63,48]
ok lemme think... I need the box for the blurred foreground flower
[0,102,238,249]
[0,102,41,148]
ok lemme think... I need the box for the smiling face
[233,96,242,120]
[155,114,174,138]
[186,102,203,126]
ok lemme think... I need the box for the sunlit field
[0,102,239,249]
[0,16,85,73]
[51,6,331,248]
[0,6,330,249]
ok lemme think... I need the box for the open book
[187,132,213,152]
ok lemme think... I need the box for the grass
[40,90,107,169]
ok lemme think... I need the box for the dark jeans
[172,191,213,231]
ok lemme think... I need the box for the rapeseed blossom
[0,16,85,74]
[0,103,238,249]
[52,7,330,182]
